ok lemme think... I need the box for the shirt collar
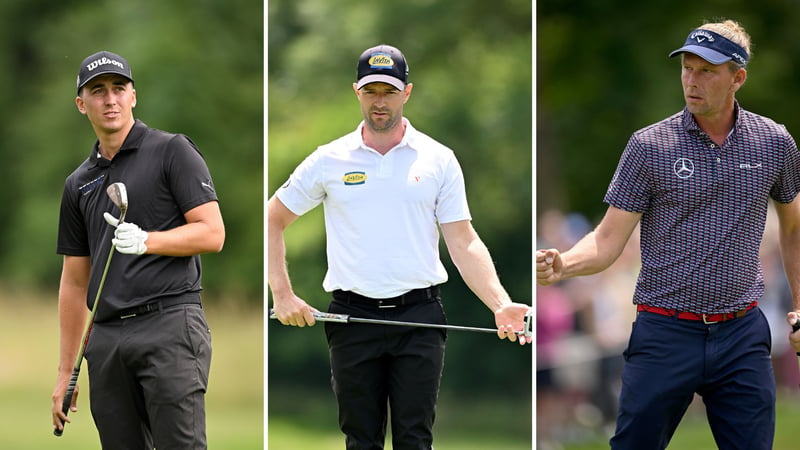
[90,119,147,167]
[682,101,744,138]
[351,117,417,152]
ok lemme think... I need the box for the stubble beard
[365,111,400,133]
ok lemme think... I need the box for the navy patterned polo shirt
[604,102,800,314]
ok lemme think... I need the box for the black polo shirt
[57,119,219,321]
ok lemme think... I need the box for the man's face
[355,82,411,132]
[76,74,136,135]
[680,53,745,118]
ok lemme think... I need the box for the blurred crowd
[535,206,800,449]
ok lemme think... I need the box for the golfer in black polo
[50,50,225,449]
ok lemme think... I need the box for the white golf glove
[103,212,148,255]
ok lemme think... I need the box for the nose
[374,92,388,105]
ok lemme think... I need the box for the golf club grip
[268,309,350,323]
[53,368,80,436]
[793,321,800,357]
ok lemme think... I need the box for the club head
[523,308,533,338]
[106,182,128,216]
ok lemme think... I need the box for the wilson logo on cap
[342,171,367,185]
[368,53,394,69]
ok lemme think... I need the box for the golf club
[54,182,128,437]
[269,308,534,339]
[793,320,800,389]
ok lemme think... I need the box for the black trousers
[325,298,447,450]
[85,304,212,449]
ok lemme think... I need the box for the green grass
[267,388,533,449]
[0,292,263,449]
[549,391,800,450]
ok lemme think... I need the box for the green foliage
[0,0,263,300]
[267,0,533,399]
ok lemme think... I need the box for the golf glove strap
[103,212,148,255]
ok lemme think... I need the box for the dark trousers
[610,307,775,450]
[85,304,212,449]
[325,298,447,450]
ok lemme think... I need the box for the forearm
[144,221,225,256]
[780,231,800,311]
[449,235,511,313]
[57,284,88,375]
[267,226,294,300]
[559,230,623,280]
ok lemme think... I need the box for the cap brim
[669,45,731,65]
[78,70,134,92]
[356,74,405,91]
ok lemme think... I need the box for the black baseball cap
[356,45,408,91]
[76,51,134,94]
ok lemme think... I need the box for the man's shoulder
[633,111,684,136]
[737,107,789,134]
[405,123,455,157]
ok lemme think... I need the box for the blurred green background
[538,1,800,449]
[267,0,533,448]
[0,0,263,448]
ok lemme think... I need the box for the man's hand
[536,249,563,286]
[494,303,532,346]
[51,375,78,432]
[271,292,320,327]
[104,212,148,255]
[787,311,800,353]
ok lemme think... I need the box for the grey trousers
[85,303,212,449]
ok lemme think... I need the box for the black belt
[116,294,201,320]
[333,286,440,309]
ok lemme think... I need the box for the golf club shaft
[270,309,530,336]
[54,247,115,436]
[55,187,127,437]
[793,321,800,389]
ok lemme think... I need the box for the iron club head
[106,182,128,222]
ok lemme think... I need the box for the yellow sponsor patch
[368,53,394,69]
[342,171,367,185]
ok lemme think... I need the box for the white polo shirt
[276,118,471,298]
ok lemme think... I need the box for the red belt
[636,301,757,324]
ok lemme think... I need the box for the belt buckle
[377,299,396,309]
[702,313,719,325]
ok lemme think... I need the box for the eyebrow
[88,79,130,90]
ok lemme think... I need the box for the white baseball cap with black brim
[669,28,749,67]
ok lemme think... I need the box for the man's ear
[75,96,87,115]
[732,68,747,92]
[403,83,413,104]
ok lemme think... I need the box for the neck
[94,119,135,159]
[694,108,735,145]
[362,119,406,155]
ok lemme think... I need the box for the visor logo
[691,30,715,44]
